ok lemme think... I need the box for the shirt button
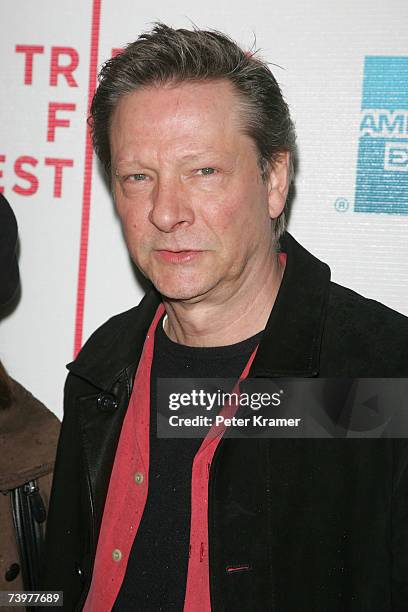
[112,549,122,562]
[134,472,144,485]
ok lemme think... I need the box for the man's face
[110,80,287,302]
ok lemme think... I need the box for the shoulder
[322,282,408,375]
[327,282,408,337]
[8,378,60,436]
[65,289,161,393]
[77,289,159,355]
[78,303,141,353]
[0,379,60,489]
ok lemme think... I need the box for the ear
[266,151,290,220]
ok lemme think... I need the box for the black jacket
[44,233,408,611]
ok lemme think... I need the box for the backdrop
[1,0,407,418]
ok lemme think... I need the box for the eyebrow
[114,159,143,173]
[113,148,235,176]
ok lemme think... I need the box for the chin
[152,276,212,302]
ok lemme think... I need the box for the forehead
[109,80,251,162]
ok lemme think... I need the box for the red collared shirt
[84,304,259,612]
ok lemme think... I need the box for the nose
[149,177,194,233]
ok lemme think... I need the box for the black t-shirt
[113,317,262,611]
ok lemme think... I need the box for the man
[44,24,408,611]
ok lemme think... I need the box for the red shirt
[84,304,258,611]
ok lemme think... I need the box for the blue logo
[354,56,408,214]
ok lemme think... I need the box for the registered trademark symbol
[334,197,349,212]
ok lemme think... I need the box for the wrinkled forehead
[110,78,245,130]
[109,80,257,167]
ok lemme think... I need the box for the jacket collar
[250,232,331,377]
[67,232,330,389]
[67,289,161,390]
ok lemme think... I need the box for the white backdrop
[1,0,407,419]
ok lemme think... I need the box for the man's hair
[90,22,296,237]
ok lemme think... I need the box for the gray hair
[90,22,296,237]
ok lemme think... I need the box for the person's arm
[42,374,92,610]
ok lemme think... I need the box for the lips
[155,249,204,263]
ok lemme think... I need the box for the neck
[162,248,284,347]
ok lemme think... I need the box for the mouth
[154,249,204,264]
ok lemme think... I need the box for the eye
[197,167,216,176]
[126,173,148,182]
